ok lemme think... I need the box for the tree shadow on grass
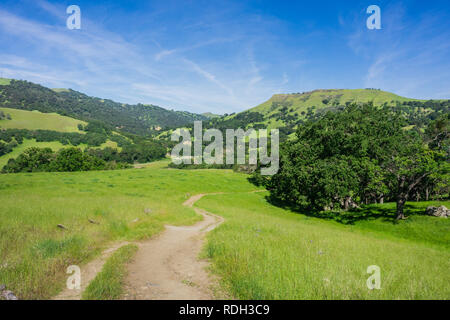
[264,194,427,225]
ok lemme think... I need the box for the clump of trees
[85,140,166,164]
[0,128,110,147]
[257,103,448,220]
[0,139,18,157]
[1,137,168,173]
[0,110,12,120]
[1,147,130,173]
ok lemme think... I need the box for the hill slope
[0,79,207,135]
[0,107,87,132]
[228,89,418,129]
[200,89,448,139]
[249,89,415,117]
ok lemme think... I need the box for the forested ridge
[0,79,207,135]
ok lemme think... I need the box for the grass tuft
[82,244,138,300]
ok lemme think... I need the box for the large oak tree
[265,103,444,219]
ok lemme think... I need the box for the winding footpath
[55,192,266,300]
[122,193,225,300]
[55,193,226,300]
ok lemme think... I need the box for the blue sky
[0,0,449,114]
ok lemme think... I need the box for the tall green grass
[1,159,448,300]
[197,192,450,300]
[82,244,138,300]
[0,161,262,299]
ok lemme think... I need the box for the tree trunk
[396,196,407,220]
[425,188,429,201]
[379,195,384,204]
[344,197,350,210]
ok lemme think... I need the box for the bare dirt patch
[122,194,224,300]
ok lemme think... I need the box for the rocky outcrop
[425,205,449,218]
[0,284,18,300]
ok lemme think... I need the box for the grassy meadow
[0,160,448,300]
[0,161,262,299]
[0,78,11,85]
[197,192,450,300]
[0,107,87,132]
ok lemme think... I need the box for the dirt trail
[54,241,129,300]
[54,191,264,300]
[122,193,225,300]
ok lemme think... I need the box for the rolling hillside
[0,78,207,135]
[0,105,131,168]
[223,89,418,129]
[199,89,449,139]
[0,107,87,133]
[248,89,415,119]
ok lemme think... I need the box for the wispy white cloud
[0,1,370,113]
[345,2,450,99]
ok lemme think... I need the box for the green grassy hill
[0,106,126,167]
[0,78,11,85]
[0,107,87,132]
[250,89,415,118]
[196,89,448,140]
[228,89,419,129]
[202,112,222,119]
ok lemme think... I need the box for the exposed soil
[122,193,225,300]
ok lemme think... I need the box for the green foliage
[263,103,446,219]
[0,139,17,157]
[119,141,166,163]
[85,120,112,135]
[2,147,54,173]
[201,111,265,131]
[2,139,167,173]
[0,128,108,147]
[49,148,106,172]
[1,147,107,173]
[0,110,11,120]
